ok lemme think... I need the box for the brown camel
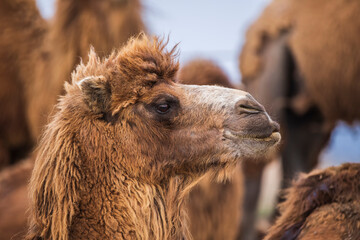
[27,35,280,240]
[238,0,360,238]
[178,59,243,240]
[265,163,360,240]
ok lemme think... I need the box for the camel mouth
[224,130,281,145]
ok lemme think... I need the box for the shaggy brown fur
[0,0,47,168]
[27,36,280,240]
[27,0,145,140]
[0,159,33,240]
[265,163,360,240]
[178,59,243,240]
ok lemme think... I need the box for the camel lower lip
[224,130,281,143]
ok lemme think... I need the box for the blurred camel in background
[0,0,47,169]
[238,0,360,238]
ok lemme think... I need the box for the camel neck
[70,175,190,240]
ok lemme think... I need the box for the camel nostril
[239,104,260,112]
[236,99,264,115]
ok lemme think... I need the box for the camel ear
[77,76,111,113]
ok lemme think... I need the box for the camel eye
[156,104,171,114]
[146,94,179,118]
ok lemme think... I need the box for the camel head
[61,35,280,183]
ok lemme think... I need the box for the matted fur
[265,163,360,240]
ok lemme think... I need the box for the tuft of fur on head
[69,34,179,114]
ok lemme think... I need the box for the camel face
[73,76,280,181]
[118,81,280,178]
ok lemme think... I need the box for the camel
[27,35,281,240]
[178,59,243,240]
[238,0,360,237]
[265,163,360,240]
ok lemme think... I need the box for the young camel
[178,59,243,240]
[27,36,280,240]
[265,163,360,240]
